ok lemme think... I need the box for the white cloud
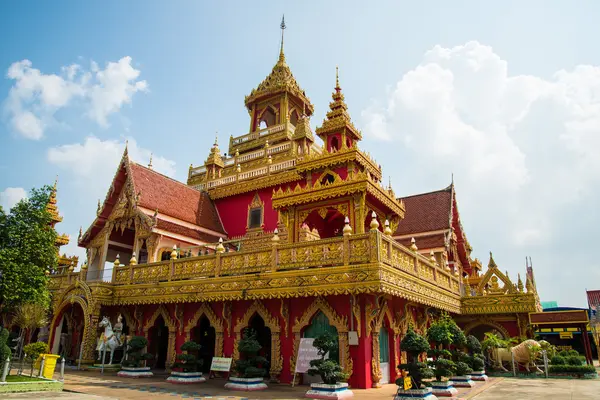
[47,136,176,202]
[0,187,27,210]
[363,41,600,306]
[4,57,147,139]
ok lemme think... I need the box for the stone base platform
[305,383,354,399]
[394,387,439,399]
[431,380,458,397]
[470,371,489,381]
[166,371,206,384]
[117,367,153,378]
[451,375,475,388]
[224,377,268,391]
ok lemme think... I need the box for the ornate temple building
[46,25,542,389]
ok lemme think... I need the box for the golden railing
[47,231,462,302]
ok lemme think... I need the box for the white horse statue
[97,316,122,365]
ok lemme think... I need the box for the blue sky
[1,1,600,307]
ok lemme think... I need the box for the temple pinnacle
[279,15,286,62]
[148,153,153,169]
[335,66,340,89]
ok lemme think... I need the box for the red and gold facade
[46,32,541,389]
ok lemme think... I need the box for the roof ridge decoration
[475,252,517,295]
[205,136,225,168]
[244,18,313,115]
[315,67,362,140]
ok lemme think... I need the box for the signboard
[294,338,322,374]
[529,310,589,325]
[210,357,232,372]
[403,377,412,390]
[559,332,574,339]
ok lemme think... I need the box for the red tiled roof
[129,163,225,234]
[587,290,600,308]
[155,219,221,243]
[394,186,453,236]
[395,233,447,249]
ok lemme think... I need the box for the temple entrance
[300,208,346,240]
[469,324,505,342]
[302,312,339,384]
[379,326,391,384]
[191,315,216,373]
[51,303,84,364]
[244,314,271,378]
[148,316,169,369]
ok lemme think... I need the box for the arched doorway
[378,324,392,384]
[245,314,272,378]
[191,315,216,373]
[302,311,339,384]
[468,324,507,342]
[148,316,169,369]
[50,302,85,363]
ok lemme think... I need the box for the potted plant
[305,331,352,399]
[426,315,457,397]
[444,319,474,388]
[118,336,154,377]
[395,327,437,400]
[465,335,487,381]
[167,341,205,384]
[224,329,268,391]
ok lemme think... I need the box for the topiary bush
[567,349,579,357]
[307,331,348,384]
[471,354,485,371]
[397,327,432,389]
[23,341,48,361]
[172,341,203,372]
[549,365,596,376]
[566,355,585,366]
[233,329,268,378]
[0,328,11,366]
[551,355,565,365]
[455,361,473,376]
[466,335,482,355]
[431,358,456,381]
[122,336,154,368]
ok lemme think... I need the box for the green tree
[0,186,57,311]
[398,327,433,389]
[233,329,268,378]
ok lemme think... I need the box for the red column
[582,324,594,365]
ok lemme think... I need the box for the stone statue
[113,314,124,343]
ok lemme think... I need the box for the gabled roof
[587,290,600,308]
[80,149,225,247]
[394,185,453,236]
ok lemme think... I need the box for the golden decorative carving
[462,318,511,339]
[280,299,289,338]
[351,294,361,338]
[184,303,224,357]
[233,300,282,379]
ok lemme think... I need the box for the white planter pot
[117,366,153,378]
[394,387,439,400]
[470,370,488,381]
[224,377,268,391]
[451,375,475,388]
[430,380,458,397]
[166,371,206,384]
[305,382,354,399]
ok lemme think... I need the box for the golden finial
[216,237,225,253]
[429,250,437,265]
[271,228,280,242]
[236,164,241,173]
[170,245,178,260]
[53,175,58,190]
[114,254,120,267]
[78,226,82,241]
[129,252,138,266]
[148,153,153,169]
[517,273,524,292]
[279,15,286,62]
[410,237,418,252]
[369,211,379,230]
[343,216,352,236]
[96,199,102,216]
[214,134,218,146]
[383,219,392,236]
[335,66,340,89]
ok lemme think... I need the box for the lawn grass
[5,375,46,382]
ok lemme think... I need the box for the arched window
[259,107,277,129]
[330,136,340,152]
[290,109,299,126]
[247,193,264,229]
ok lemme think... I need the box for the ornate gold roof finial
[279,14,286,63]
[78,226,82,241]
[96,199,102,216]
[517,273,524,292]
[410,237,418,252]
[335,65,340,90]
[488,252,498,269]
[148,153,153,169]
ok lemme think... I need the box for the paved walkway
[3,370,598,399]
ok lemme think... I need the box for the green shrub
[551,355,565,365]
[430,358,456,381]
[0,329,11,366]
[567,349,579,357]
[122,336,153,368]
[566,355,584,366]
[455,361,473,376]
[471,355,484,371]
[23,342,49,361]
[397,327,431,389]
[233,329,268,378]
[466,335,482,354]
[307,332,347,384]
[549,365,596,375]
[172,341,203,372]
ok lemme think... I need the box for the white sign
[210,357,232,372]
[294,338,322,373]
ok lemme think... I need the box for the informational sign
[210,357,232,372]
[294,338,321,373]
[403,377,412,390]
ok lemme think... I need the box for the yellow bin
[33,354,61,379]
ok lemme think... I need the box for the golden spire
[46,177,62,224]
[148,153,153,169]
[279,15,286,63]
[315,66,362,141]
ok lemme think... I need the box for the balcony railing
[48,231,461,301]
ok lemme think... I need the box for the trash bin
[33,354,61,379]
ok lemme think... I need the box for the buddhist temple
[45,21,542,389]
